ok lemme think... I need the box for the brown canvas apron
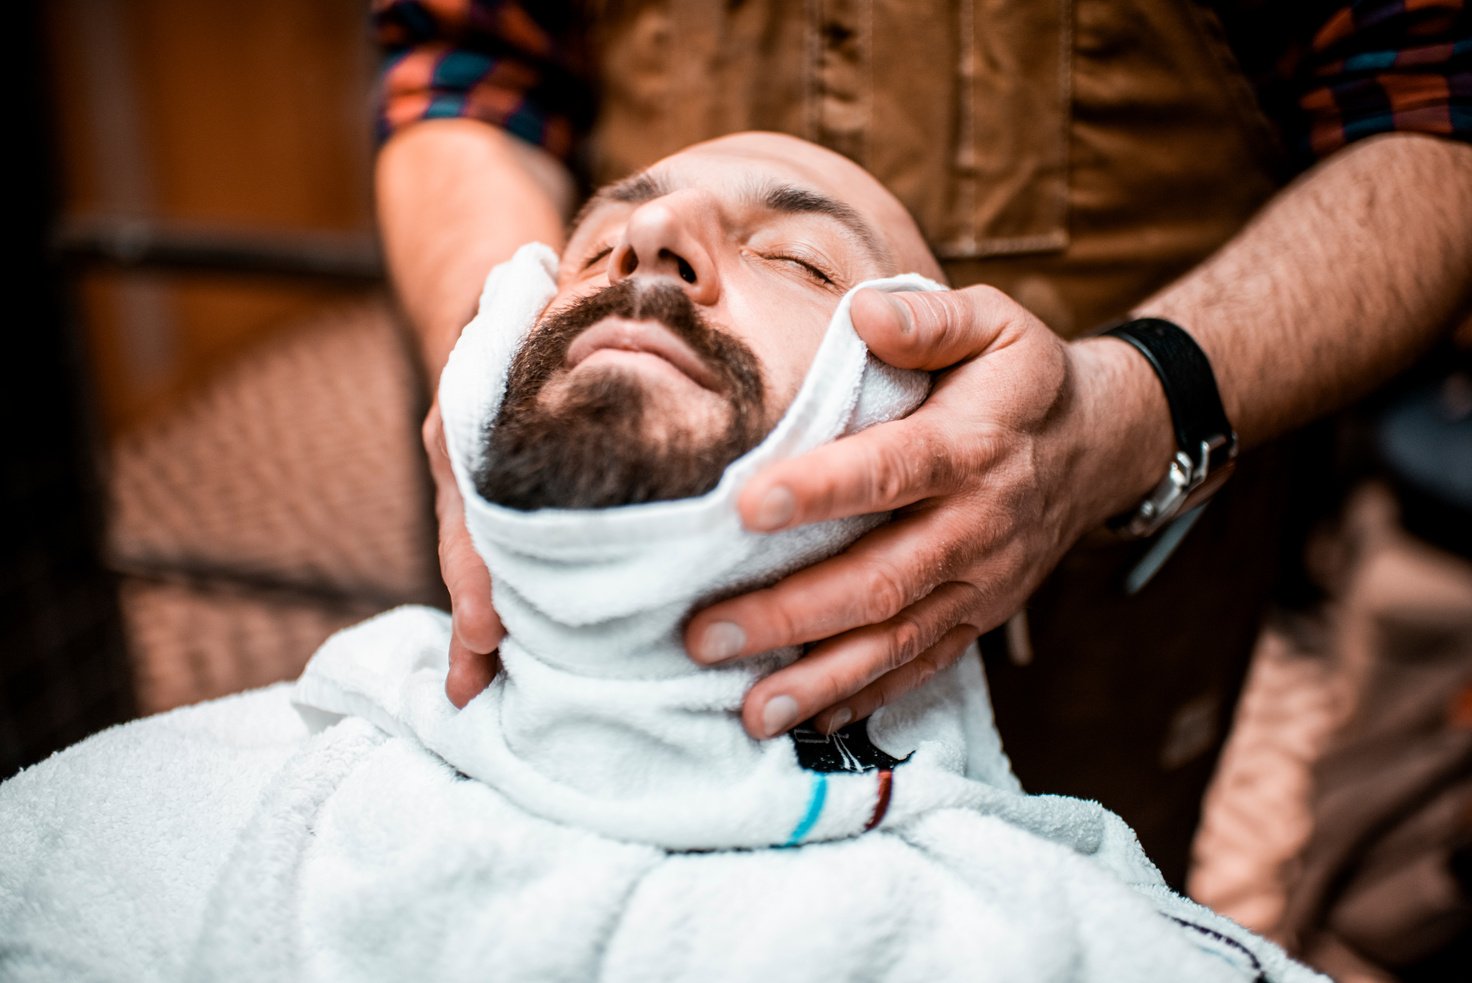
[582,0,1292,885]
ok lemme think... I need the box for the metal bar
[52,214,384,283]
[108,554,441,613]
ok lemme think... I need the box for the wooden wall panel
[45,0,380,434]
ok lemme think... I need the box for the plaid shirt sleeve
[372,0,592,162]
[1215,0,1471,165]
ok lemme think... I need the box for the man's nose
[608,193,720,305]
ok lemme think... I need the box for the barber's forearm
[376,119,575,381]
[1071,133,1472,520]
[1144,133,1470,446]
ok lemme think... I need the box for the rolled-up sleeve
[1296,0,1471,158]
[1213,0,1470,166]
[372,0,593,162]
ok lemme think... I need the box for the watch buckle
[1125,433,1238,538]
[1125,451,1195,537]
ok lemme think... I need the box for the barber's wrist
[1099,316,1239,535]
[1064,336,1178,529]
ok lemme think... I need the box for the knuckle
[885,616,927,672]
[868,676,903,714]
[439,535,467,582]
[909,654,942,691]
[965,426,1007,472]
[908,294,955,348]
[808,470,844,520]
[943,580,988,626]
[858,562,912,622]
[934,528,982,580]
[778,665,852,719]
[879,653,942,711]
[883,296,932,360]
[816,669,861,711]
[845,680,884,720]
[764,594,805,647]
[439,529,468,569]
[870,440,916,504]
[913,426,958,494]
[863,690,890,716]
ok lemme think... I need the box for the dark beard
[475,280,768,511]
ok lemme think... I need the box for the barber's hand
[685,286,1163,740]
[424,401,506,706]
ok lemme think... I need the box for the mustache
[536,279,734,380]
[503,278,766,408]
[477,279,770,511]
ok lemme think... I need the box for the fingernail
[762,695,801,737]
[884,293,913,334]
[752,486,795,531]
[697,621,745,663]
[824,707,853,734]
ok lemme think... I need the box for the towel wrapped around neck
[0,246,1326,983]
[295,242,1017,850]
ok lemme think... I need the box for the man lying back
[0,133,1318,983]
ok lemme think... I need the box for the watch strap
[1102,317,1239,536]
[1104,318,1233,465]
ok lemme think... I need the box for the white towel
[0,246,1325,982]
[297,242,1015,851]
[0,685,316,981]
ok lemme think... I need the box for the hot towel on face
[0,246,1323,983]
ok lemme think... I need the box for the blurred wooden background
[3,1,439,775]
[45,0,378,434]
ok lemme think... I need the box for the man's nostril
[676,257,697,284]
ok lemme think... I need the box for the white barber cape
[0,246,1322,983]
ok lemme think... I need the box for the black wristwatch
[1102,317,1238,537]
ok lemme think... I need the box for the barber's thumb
[849,289,922,359]
[851,288,979,371]
[856,286,1012,371]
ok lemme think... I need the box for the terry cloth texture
[0,246,1323,982]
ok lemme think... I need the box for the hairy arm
[1069,131,1472,533]
[377,119,574,378]
[689,132,1472,738]
[1138,132,1472,448]
[376,119,573,705]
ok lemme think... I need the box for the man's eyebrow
[755,182,890,267]
[569,170,670,234]
[567,171,892,269]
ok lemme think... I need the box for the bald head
[676,132,944,283]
